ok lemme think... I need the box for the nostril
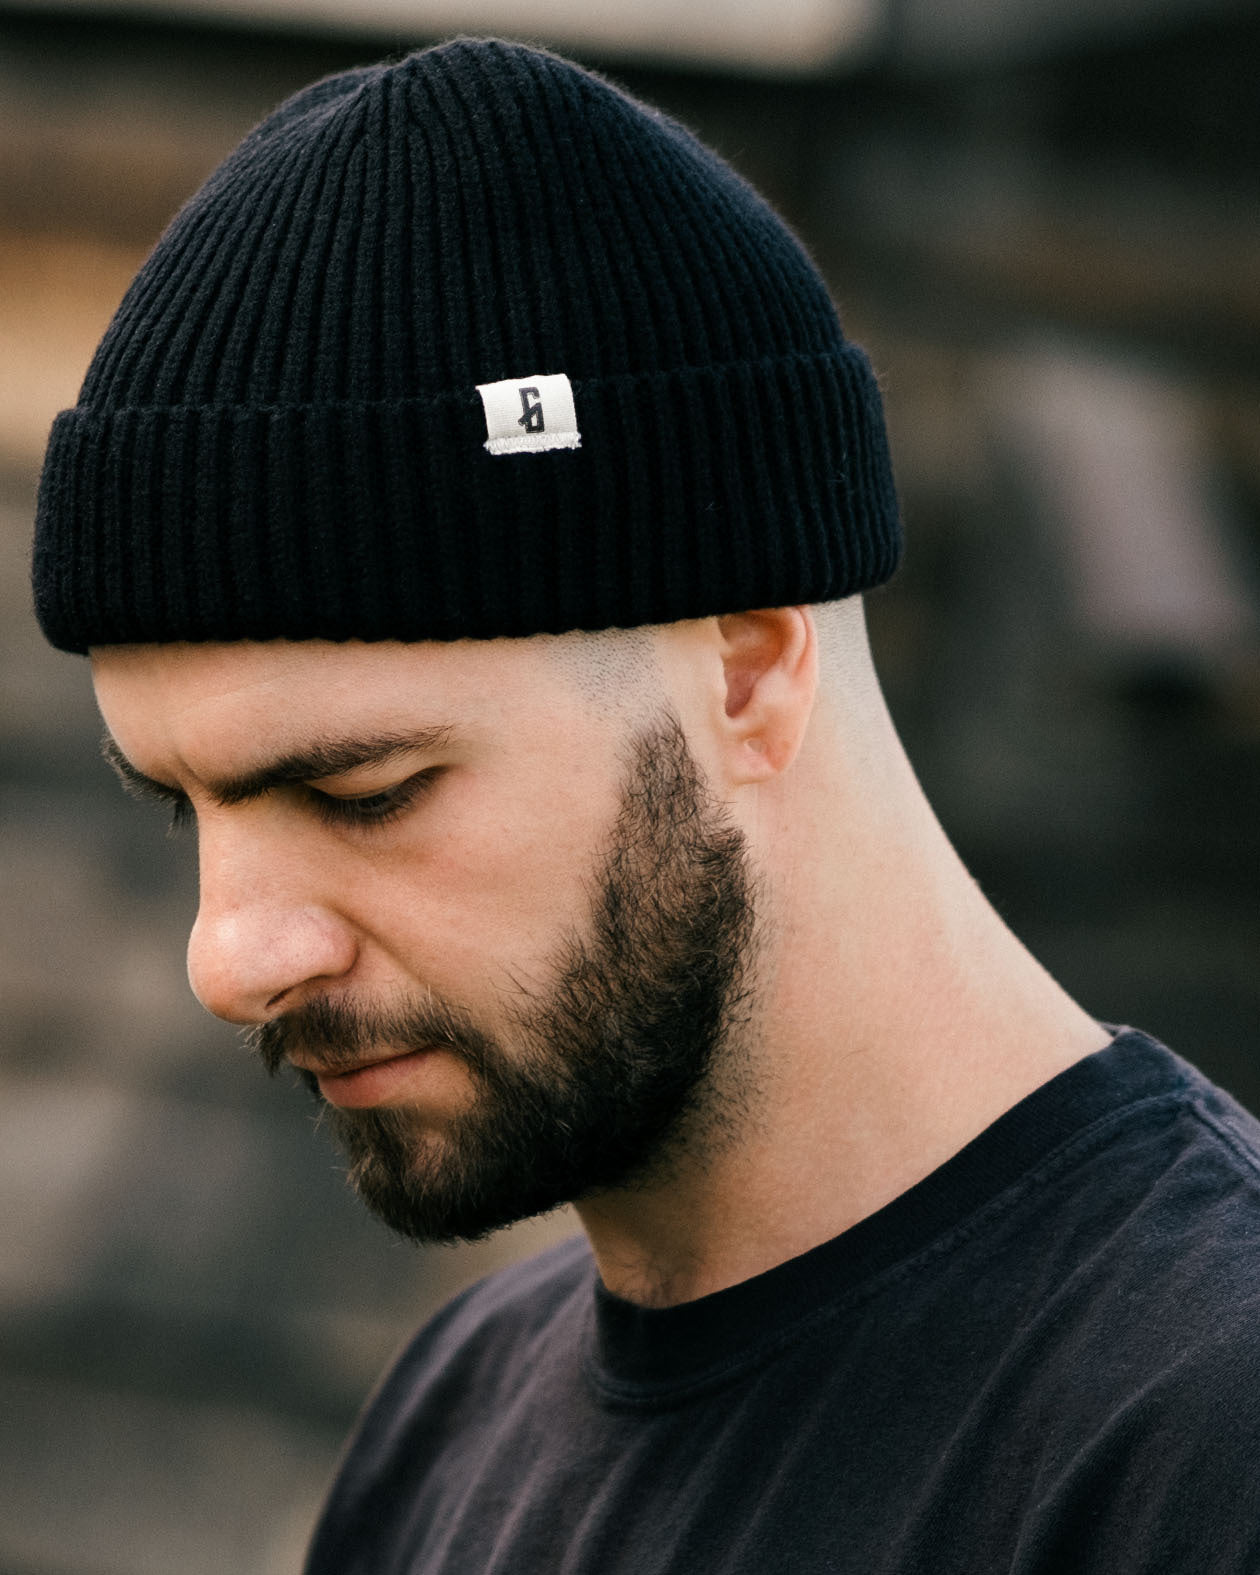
[188,902,360,1026]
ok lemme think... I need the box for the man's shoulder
[1015,1266,1260,1574]
[1104,1046,1260,1295]
[1015,1041,1260,1359]
[997,1046,1260,1564]
[1017,1033,1260,1281]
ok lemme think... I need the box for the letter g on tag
[477,373,581,455]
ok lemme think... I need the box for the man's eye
[309,770,438,828]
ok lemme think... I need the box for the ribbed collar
[586,1029,1194,1400]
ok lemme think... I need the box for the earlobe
[716,608,818,783]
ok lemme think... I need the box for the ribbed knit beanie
[33,37,901,653]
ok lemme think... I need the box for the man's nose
[186,829,358,1023]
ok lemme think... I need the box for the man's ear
[715,607,818,784]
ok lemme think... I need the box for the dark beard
[250,714,757,1244]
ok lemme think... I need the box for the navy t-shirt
[306,1030,1260,1573]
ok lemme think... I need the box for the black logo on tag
[517,387,545,433]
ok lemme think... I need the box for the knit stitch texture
[33,38,901,652]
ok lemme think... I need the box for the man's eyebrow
[101,726,455,809]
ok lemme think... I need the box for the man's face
[91,637,757,1242]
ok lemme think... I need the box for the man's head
[35,40,903,1243]
[90,610,834,1241]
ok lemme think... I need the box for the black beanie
[33,38,901,654]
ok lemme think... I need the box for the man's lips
[291,1046,437,1110]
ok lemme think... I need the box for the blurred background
[2,0,1259,1569]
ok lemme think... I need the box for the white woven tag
[476,372,581,456]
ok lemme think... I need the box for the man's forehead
[89,626,672,717]
[88,633,623,774]
[88,641,436,776]
[89,633,552,699]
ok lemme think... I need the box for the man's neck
[575,749,1110,1308]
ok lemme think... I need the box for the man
[32,37,1260,1574]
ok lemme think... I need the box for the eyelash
[308,769,439,829]
[163,770,439,834]
[167,797,194,836]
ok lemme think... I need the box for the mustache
[247,992,494,1079]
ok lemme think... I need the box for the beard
[250,713,758,1245]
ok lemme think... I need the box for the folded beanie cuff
[35,345,899,653]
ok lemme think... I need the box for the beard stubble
[250,714,759,1244]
